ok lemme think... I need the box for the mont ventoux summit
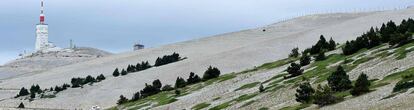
[2,0,414,110]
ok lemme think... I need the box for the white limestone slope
[0,7,414,109]
[0,47,112,80]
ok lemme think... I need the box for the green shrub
[202,66,221,81]
[313,85,340,106]
[328,66,352,92]
[351,73,371,96]
[295,82,314,103]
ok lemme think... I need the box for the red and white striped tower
[40,0,45,24]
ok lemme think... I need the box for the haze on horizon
[0,0,413,65]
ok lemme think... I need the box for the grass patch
[370,82,390,89]
[212,97,221,101]
[302,54,346,83]
[233,93,258,102]
[263,73,287,84]
[257,58,298,70]
[240,100,255,108]
[382,67,414,82]
[192,102,211,110]
[209,102,231,110]
[394,42,414,60]
[333,90,351,98]
[352,57,375,65]
[217,74,237,82]
[235,82,261,91]
[259,107,269,110]
[375,51,392,58]
[210,93,258,110]
[127,103,151,110]
[280,103,311,110]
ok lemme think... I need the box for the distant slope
[0,7,413,109]
[0,47,112,79]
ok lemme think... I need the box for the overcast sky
[0,0,414,65]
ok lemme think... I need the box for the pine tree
[18,102,25,108]
[328,37,336,50]
[30,92,36,99]
[17,87,30,97]
[140,83,160,97]
[408,18,414,32]
[300,53,311,66]
[350,73,371,96]
[54,86,62,92]
[287,63,303,78]
[113,68,120,77]
[259,84,265,93]
[117,95,129,105]
[175,89,181,96]
[85,75,96,84]
[367,27,381,48]
[152,79,162,89]
[313,85,339,106]
[202,66,221,81]
[121,69,128,76]
[175,77,187,88]
[327,66,352,91]
[289,47,300,58]
[342,41,353,55]
[131,92,141,101]
[35,84,42,93]
[162,85,174,91]
[71,77,84,88]
[314,51,326,61]
[29,85,36,94]
[295,82,315,103]
[187,72,201,84]
[96,74,106,81]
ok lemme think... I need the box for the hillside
[0,47,112,79]
[0,7,414,109]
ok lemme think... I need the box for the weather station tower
[35,0,52,52]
